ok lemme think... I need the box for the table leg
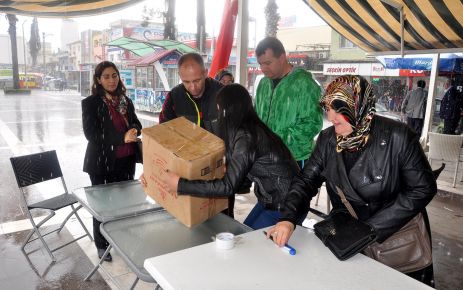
[129,277,139,290]
[84,245,112,281]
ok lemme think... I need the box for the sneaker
[97,248,112,262]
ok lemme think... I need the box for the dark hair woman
[268,75,437,286]
[82,61,142,261]
[144,83,305,229]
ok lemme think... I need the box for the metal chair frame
[10,150,93,262]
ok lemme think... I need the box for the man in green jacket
[255,37,322,168]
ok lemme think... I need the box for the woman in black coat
[268,75,437,286]
[143,84,305,229]
[82,61,142,261]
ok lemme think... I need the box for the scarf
[320,75,376,152]
[102,93,129,125]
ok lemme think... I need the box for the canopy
[304,0,463,54]
[107,37,196,57]
[0,0,144,17]
[377,53,463,73]
[127,49,179,66]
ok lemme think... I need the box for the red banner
[208,0,238,78]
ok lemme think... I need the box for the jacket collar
[320,118,381,204]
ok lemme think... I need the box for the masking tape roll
[215,232,234,250]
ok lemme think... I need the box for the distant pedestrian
[401,80,427,135]
[439,79,462,134]
[215,70,234,86]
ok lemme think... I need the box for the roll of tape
[215,232,234,250]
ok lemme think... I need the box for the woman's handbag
[313,211,376,260]
[135,140,143,164]
[334,186,432,273]
[363,213,432,273]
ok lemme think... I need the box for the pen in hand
[263,231,296,255]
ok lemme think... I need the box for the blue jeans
[297,159,308,169]
[243,202,308,230]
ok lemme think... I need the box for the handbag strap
[335,186,359,220]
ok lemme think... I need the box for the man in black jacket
[159,52,222,135]
[439,78,462,134]
[159,53,244,217]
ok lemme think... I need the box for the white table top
[144,226,432,290]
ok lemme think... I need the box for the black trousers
[407,117,424,136]
[443,118,460,135]
[88,156,135,249]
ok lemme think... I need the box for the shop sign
[399,69,428,76]
[324,63,399,76]
[120,69,134,89]
[323,63,359,75]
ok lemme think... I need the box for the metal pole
[400,7,404,58]
[42,32,46,74]
[421,53,440,148]
[22,20,28,88]
[236,0,249,86]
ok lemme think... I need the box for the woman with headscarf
[267,75,437,286]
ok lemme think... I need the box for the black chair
[10,150,93,262]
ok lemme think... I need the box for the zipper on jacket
[185,91,201,126]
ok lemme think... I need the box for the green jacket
[255,68,322,161]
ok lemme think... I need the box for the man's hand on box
[139,173,147,187]
[161,170,180,195]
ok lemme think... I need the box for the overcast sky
[1,0,326,51]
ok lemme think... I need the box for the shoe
[97,248,112,262]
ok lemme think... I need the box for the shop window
[340,36,356,49]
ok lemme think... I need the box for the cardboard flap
[142,117,224,161]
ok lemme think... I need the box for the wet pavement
[0,89,462,289]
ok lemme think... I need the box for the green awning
[0,0,145,17]
[106,37,197,56]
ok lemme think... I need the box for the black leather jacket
[178,127,300,211]
[281,116,437,242]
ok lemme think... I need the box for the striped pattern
[10,150,63,188]
[305,0,463,52]
[0,0,144,17]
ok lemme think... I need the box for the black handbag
[314,210,376,261]
[135,140,143,164]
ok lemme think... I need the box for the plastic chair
[10,150,93,262]
[428,132,463,187]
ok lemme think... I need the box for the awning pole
[421,53,440,148]
[235,0,248,86]
[400,7,404,58]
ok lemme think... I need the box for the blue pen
[263,231,296,255]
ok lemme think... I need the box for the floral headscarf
[320,75,376,152]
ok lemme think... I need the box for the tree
[141,5,156,27]
[29,17,41,66]
[265,0,280,37]
[196,0,206,53]
[6,14,19,89]
[140,1,176,40]
[164,0,176,40]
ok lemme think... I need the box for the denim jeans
[243,202,307,230]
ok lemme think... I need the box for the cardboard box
[142,117,228,227]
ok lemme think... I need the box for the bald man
[159,52,222,135]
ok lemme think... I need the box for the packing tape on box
[215,232,234,250]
